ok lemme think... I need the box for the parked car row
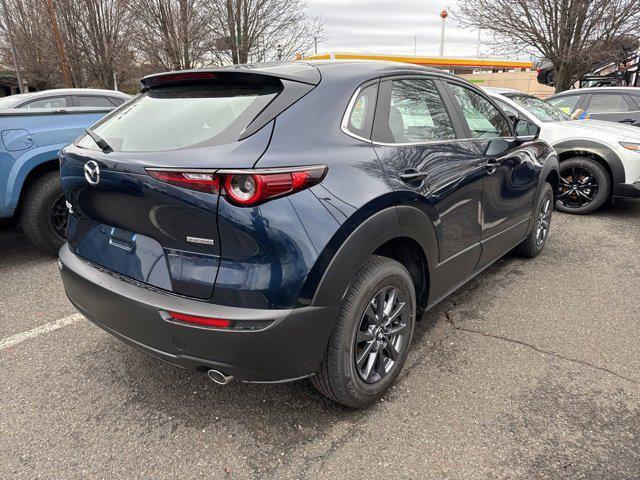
[2,62,639,408]
[485,87,640,213]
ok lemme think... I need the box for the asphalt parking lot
[1,200,639,479]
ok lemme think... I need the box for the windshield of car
[76,82,281,152]
[504,94,571,122]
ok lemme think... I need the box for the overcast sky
[306,0,486,58]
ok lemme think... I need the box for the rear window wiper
[85,128,113,153]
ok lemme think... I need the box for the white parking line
[0,313,84,351]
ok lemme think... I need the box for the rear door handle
[620,119,635,124]
[399,168,428,183]
[485,158,499,174]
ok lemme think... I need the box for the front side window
[547,94,580,114]
[449,84,510,138]
[22,96,67,109]
[587,94,631,113]
[375,78,455,143]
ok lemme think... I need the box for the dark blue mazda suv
[58,61,559,408]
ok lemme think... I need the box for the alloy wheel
[50,194,68,238]
[558,166,598,209]
[536,195,552,246]
[354,286,410,384]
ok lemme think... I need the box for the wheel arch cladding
[17,158,60,211]
[554,140,624,186]
[305,205,436,315]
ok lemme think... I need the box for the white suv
[484,87,640,214]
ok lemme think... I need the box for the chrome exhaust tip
[207,369,234,385]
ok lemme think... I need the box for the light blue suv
[0,88,129,252]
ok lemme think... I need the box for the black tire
[556,157,610,214]
[19,171,67,254]
[312,256,416,408]
[516,182,553,258]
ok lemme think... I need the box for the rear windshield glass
[76,82,281,152]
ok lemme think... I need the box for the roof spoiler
[140,63,321,89]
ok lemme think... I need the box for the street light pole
[439,9,448,57]
[1,0,27,93]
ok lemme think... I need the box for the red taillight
[146,166,327,206]
[147,170,220,194]
[168,311,231,328]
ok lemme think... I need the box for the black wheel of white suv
[312,256,416,408]
[556,157,610,214]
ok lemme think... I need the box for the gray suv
[547,87,640,127]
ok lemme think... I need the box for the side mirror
[507,113,519,123]
[513,118,540,142]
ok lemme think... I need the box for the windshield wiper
[85,128,113,153]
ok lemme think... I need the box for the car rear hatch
[60,66,319,300]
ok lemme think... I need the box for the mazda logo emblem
[84,160,100,186]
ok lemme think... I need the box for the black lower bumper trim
[614,181,640,199]
[59,244,335,382]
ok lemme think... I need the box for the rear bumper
[58,244,334,382]
[614,181,640,199]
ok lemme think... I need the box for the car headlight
[620,141,640,152]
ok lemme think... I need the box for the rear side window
[449,84,510,138]
[374,78,456,143]
[76,95,115,108]
[110,96,127,106]
[77,82,281,152]
[22,96,68,109]
[345,83,378,139]
[586,94,631,113]
[548,94,580,114]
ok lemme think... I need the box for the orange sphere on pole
[440,9,448,19]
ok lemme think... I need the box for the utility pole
[414,36,417,55]
[314,36,318,54]
[1,0,27,93]
[476,28,481,57]
[45,0,73,87]
[439,9,448,57]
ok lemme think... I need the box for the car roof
[0,88,130,108]
[142,60,461,88]
[551,86,640,97]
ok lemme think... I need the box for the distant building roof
[303,52,533,71]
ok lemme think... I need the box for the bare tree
[132,0,216,70]
[63,0,136,88]
[0,0,62,90]
[0,0,323,92]
[456,0,640,92]
[209,0,325,64]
